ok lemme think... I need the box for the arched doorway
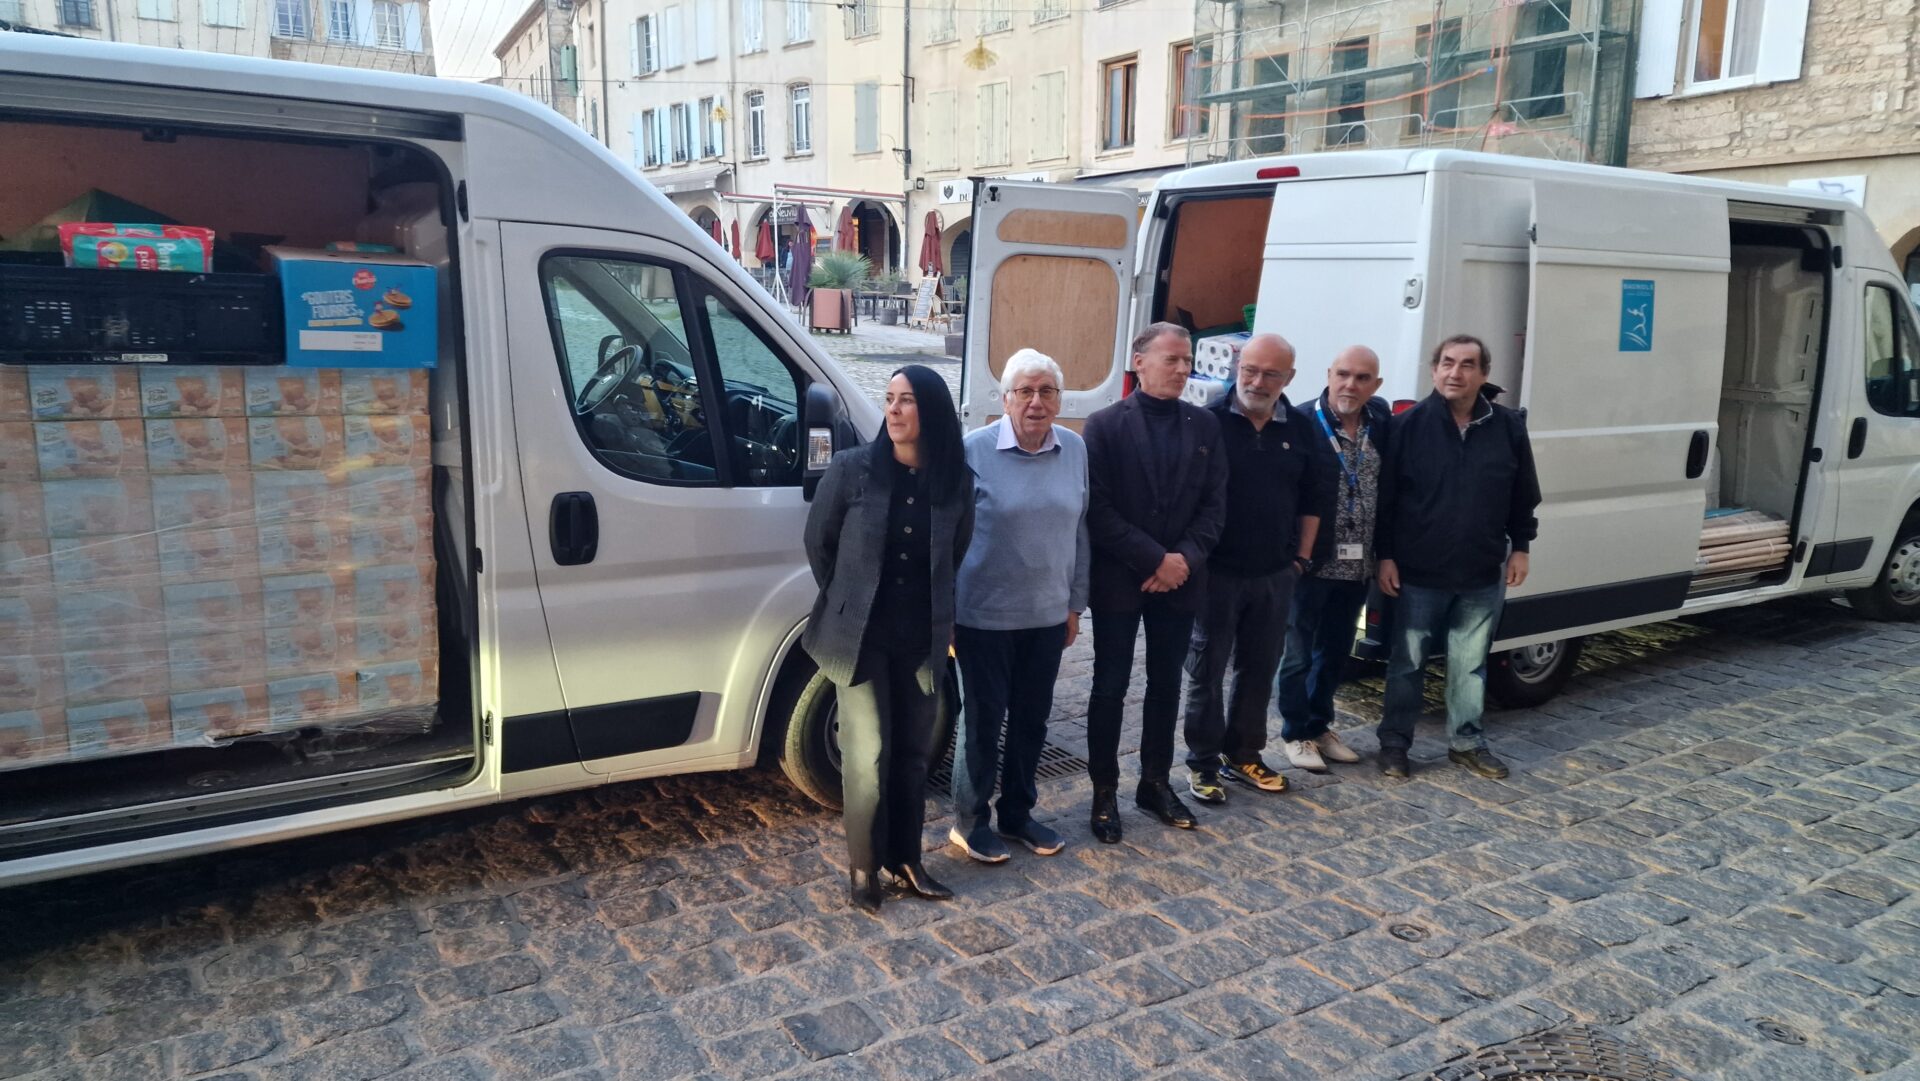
[846,201,899,273]
[688,206,722,248]
[946,223,973,283]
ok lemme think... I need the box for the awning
[656,166,731,196]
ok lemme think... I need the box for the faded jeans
[1376,581,1504,753]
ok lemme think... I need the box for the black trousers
[1088,597,1194,790]
[836,647,941,875]
[1182,567,1296,769]
[952,622,1069,834]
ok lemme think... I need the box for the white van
[960,150,1920,702]
[0,38,879,886]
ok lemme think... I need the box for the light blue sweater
[955,419,1091,631]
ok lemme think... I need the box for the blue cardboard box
[267,247,438,369]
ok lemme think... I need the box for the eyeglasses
[1238,368,1292,384]
[1007,386,1061,402]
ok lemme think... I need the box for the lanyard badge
[1314,400,1366,517]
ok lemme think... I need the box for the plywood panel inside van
[0,122,369,250]
[1164,197,1269,332]
[989,255,1117,391]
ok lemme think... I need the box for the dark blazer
[802,445,975,693]
[1082,393,1229,616]
[1291,391,1392,566]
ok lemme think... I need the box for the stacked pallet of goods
[1693,508,1790,591]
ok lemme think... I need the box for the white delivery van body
[0,37,878,885]
[961,150,1920,696]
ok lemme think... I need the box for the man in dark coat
[1081,321,1228,842]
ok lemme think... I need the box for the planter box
[810,288,850,331]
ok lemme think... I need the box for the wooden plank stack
[1692,509,1790,591]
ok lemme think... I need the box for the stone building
[2,0,434,73]
[494,0,579,120]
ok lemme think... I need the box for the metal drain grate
[1415,1025,1684,1081]
[926,731,1089,796]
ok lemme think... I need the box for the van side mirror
[803,382,838,502]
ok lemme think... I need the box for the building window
[854,82,879,153]
[669,102,691,162]
[976,81,1009,166]
[662,5,684,67]
[923,88,956,171]
[138,0,177,22]
[1032,0,1064,24]
[642,110,663,167]
[1171,41,1211,141]
[844,0,875,37]
[590,100,600,139]
[373,0,403,47]
[1031,70,1065,160]
[59,0,94,24]
[203,0,242,24]
[1099,56,1136,151]
[788,83,812,153]
[698,96,723,156]
[1411,19,1462,136]
[740,0,764,51]
[978,0,1010,34]
[695,0,716,59]
[638,14,660,73]
[746,90,767,157]
[785,0,809,43]
[326,0,352,41]
[1515,0,1569,118]
[927,0,956,43]
[1330,37,1369,146]
[1688,0,1762,85]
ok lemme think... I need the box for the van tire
[1846,515,1920,622]
[1486,637,1583,709]
[778,662,962,813]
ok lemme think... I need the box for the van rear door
[1502,179,1730,644]
[959,181,1138,431]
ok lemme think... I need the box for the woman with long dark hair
[802,365,974,911]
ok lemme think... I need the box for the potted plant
[873,270,907,325]
[808,251,869,332]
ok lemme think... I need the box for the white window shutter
[630,113,641,168]
[629,20,641,76]
[1633,0,1681,98]
[402,2,423,51]
[695,0,715,59]
[1755,0,1811,84]
[351,0,374,44]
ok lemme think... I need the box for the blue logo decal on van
[1619,279,1654,352]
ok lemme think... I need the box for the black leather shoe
[848,870,883,913]
[1379,747,1411,779]
[1090,787,1123,844]
[1448,747,1511,779]
[1135,780,1198,829]
[882,862,954,900]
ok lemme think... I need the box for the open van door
[1502,179,1730,644]
[959,180,1138,432]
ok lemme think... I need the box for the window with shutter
[789,84,812,153]
[204,0,243,25]
[642,111,662,167]
[978,0,1009,33]
[927,0,956,43]
[923,89,955,171]
[1099,56,1136,150]
[695,0,716,59]
[59,0,94,23]
[1170,41,1211,140]
[273,0,307,35]
[786,0,809,42]
[373,0,402,47]
[854,82,879,153]
[325,0,351,40]
[1031,71,1065,160]
[740,0,764,51]
[976,82,1008,166]
[138,0,176,21]
[640,14,660,72]
[663,5,684,67]
[746,91,767,158]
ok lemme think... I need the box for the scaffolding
[1187,0,1636,167]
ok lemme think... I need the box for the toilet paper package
[43,478,154,537]
[140,367,246,418]
[66,696,172,760]
[256,521,342,576]
[169,685,270,742]
[262,569,353,628]
[267,671,357,730]
[0,593,56,652]
[246,368,342,416]
[345,466,429,520]
[342,415,431,468]
[151,472,253,533]
[28,367,141,420]
[35,420,146,479]
[63,646,164,705]
[340,368,430,415]
[248,416,346,472]
[0,653,62,711]
[0,539,51,594]
[50,533,160,587]
[253,470,344,526]
[163,578,263,637]
[0,707,64,768]
[265,620,355,677]
[145,418,251,474]
[0,423,35,481]
[355,659,436,713]
[168,630,265,692]
[0,368,28,420]
[157,526,260,583]
[0,484,48,540]
[349,515,431,565]
[356,608,436,665]
[56,587,163,651]
[353,561,433,619]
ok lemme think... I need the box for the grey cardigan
[802,445,976,694]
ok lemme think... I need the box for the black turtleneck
[1137,392,1182,480]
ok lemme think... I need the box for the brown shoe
[1448,747,1510,779]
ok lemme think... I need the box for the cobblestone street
[3,595,1918,1081]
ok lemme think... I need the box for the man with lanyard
[1275,345,1388,772]
[1180,334,1329,805]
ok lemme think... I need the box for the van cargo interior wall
[0,73,462,142]
[1150,192,1275,333]
[1189,0,1637,167]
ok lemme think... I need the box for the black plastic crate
[0,263,282,365]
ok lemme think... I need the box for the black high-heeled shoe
[881,862,954,900]
[848,869,884,913]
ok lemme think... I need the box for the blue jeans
[952,622,1069,834]
[1274,575,1369,742]
[1376,581,1504,753]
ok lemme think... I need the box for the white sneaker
[1284,739,1327,773]
[1315,732,1361,764]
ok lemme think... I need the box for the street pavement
[1,341,1918,1081]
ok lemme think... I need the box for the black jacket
[1375,391,1540,591]
[1208,393,1331,576]
[1291,391,1391,566]
[803,445,975,693]
[1083,392,1228,615]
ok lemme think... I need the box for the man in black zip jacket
[1374,334,1540,780]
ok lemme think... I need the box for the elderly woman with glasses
[947,348,1090,864]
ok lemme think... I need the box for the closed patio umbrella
[731,222,742,260]
[834,206,857,252]
[918,210,943,277]
[755,217,775,263]
[786,226,814,305]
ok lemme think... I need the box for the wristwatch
[1292,555,1314,575]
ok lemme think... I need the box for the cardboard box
[0,593,57,652]
[268,248,439,369]
[145,418,250,474]
[28,367,141,420]
[342,415,431,468]
[355,608,435,665]
[267,672,357,730]
[150,472,252,533]
[248,416,345,472]
[345,466,429,520]
[169,685,269,742]
[349,515,432,565]
[354,562,433,619]
[0,653,62,710]
[265,620,355,677]
[62,646,164,705]
[167,631,265,692]
[56,587,163,651]
[35,420,146,479]
[156,526,260,583]
[0,484,47,540]
[162,578,262,636]
[340,368,431,415]
[140,366,246,418]
[356,659,436,712]
[0,422,35,482]
[43,478,154,537]
[245,368,343,417]
[0,708,65,769]
[50,533,160,587]
[0,538,51,594]
[256,520,341,576]
[262,569,353,627]
[66,696,171,760]
[0,368,28,421]
[253,470,342,526]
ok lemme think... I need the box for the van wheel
[1846,516,1920,622]
[778,663,961,812]
[1486,637,1583,709]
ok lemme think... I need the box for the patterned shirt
[1319,421,1380,582]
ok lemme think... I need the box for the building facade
[2,0,434,73]
[494,0,579,119]
[1627,0,1920,287]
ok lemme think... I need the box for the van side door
[959,180,1139,431]
[1501,179,1730,645]
[497,222,824,781]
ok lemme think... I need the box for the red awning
[918,210,944,276]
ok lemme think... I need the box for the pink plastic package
[59,223,214,272]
